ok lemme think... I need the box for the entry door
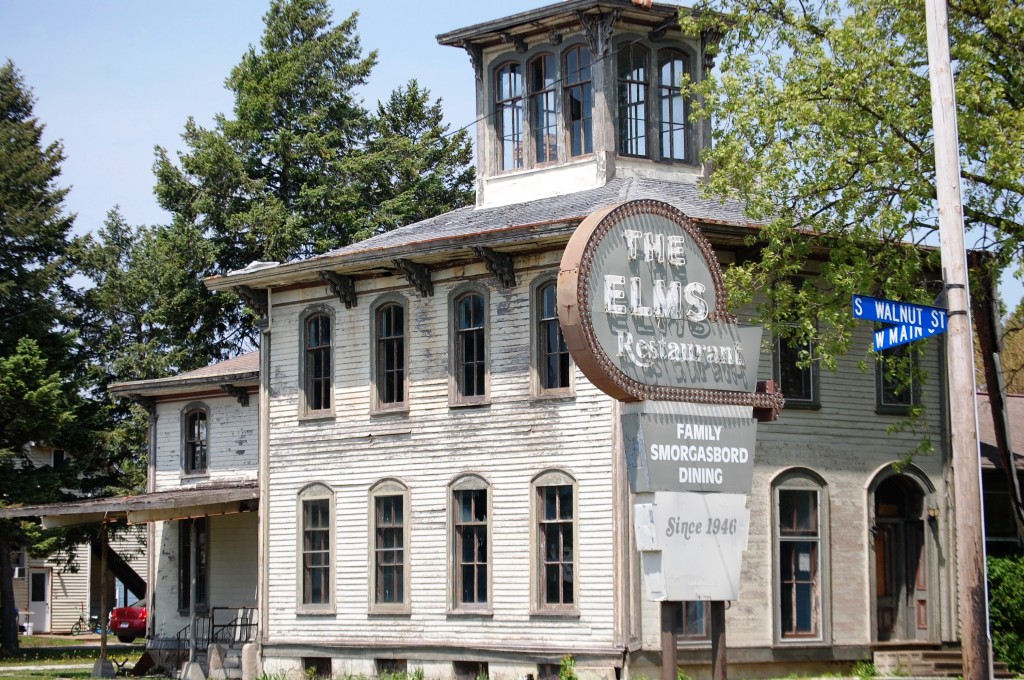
[28,570,50,633]
[874,477,929,641]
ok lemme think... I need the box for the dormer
[437,0,715,208]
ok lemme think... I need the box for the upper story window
[658,49,689,161]
[298,483,334,612]
[182,403,209,475]
[617,41,694,163]
[496,62,524,171]
[564,45,593,158]
[876,344,919,415]
[536,280,572,395]
[301,307,333,416]
[774,334,818,408]
[373,297,408,411]
[530,53,558,165]
[451,287,489,405]
[492,42,595,172]
[617,44,649,157]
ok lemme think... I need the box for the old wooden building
[197,2,960,678]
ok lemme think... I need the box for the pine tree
[0,60,78,654]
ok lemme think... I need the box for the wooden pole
[710,601,727,680]
[923,0,992,677]
[660,601,678,680]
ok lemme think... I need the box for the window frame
[297,483,336,614]
[875,343,921,415]
[368,479,411,615]
[177,517,209,614]
[299,305,335,418]
[529,52,559,166]
[615,36,697,165]
[563,43,593,159]
[495,60,525,172]
[370,294,410,414]
[180,402,210,477]
[532,276,574,398]
[773,333,819,409]
[490,40,596,174]
[772,469,830,644]
[530,469,579,616]
[449,284,491,407]
[449,474,492,614]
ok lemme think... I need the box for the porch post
[189,519,197,664]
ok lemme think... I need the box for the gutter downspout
[258,289,273,652]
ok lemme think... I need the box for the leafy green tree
[154,0,378,274]
[1001,299,1024,394]
[350,79,475,241]
[678,0,1023,368]
[988,554,1024,671]
[0,60,80,654]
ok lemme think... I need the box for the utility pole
[923,0,992,677]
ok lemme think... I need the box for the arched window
[531,470,577,612]
[301,308,333,415]
[181,403,209,475]
[530,53,558,164]
[297,483,334,612]
[564,45,593,158]
[658,49,689,161]
[536,280,571,393]
[495,62,524,171]
[452,288,488,403]
[369,479,410,612]
[772,469,830,642]
[374,298,407,410]
[617,44,649,157]
[450,474,491,610]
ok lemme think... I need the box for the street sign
[852,294,948,351]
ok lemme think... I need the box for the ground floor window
[177,517,209,612]
[773,470,828,641]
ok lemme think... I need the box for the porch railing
[172,606,257,670]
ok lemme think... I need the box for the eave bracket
[473,246,516,288]
[220,384,250,407]
[393,259,434,297]
[318,271,358,309]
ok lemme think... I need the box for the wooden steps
[874,648,1015,678]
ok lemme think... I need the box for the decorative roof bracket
[318,271,358,309]
[393,259,434,297]
[473,246,516,289]
[220,383,250,407]
[500,32,528,54]
[577,10,619,57]
[233,285,268,319]
[465,42,483,82]
[133,396,156,416]
[701,27,724,72]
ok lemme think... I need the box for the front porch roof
[0,481,259,529]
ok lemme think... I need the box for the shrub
[988,553,1024,673]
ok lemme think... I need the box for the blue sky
[2,0,1020,313]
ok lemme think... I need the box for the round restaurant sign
[557,200,765,403]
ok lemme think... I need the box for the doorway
[28,569,50,634]
[874,475,929,641]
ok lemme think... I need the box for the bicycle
[70,603,105,635]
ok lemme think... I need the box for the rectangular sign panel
[634,491,750,601]
[623,408,757,493]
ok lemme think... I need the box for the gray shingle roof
[323,177,756,260]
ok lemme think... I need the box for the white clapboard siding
[265,254,619,651]
[152,394,258,491]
